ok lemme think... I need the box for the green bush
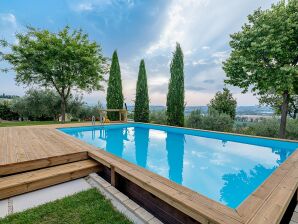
[234,118,298,140]
[235,119,279,138]
[0,103,19,120]
[186,110,203,128]
[286,119,298,140]
[186,110,234,132]
[150,110,167,124]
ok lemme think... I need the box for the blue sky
[0,0,278,106]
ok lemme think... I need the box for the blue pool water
[59,123,298,208]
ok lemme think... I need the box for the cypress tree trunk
[106,51,124,121]
[134,60,149,122]
[166,43,185,127]
[278,91,289,138]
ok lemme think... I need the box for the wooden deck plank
[0,160,101,199]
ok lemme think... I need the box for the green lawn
[0,189,131,224]
[0,121,79,127]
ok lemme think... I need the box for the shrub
[234,118,298,140]
[186,109,234,132]
[150,110,167,125]
[186,110,203,128]
[0,103,19,120]
[286,119,298,140]
[236,119,279,138]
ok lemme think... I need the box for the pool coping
[58,122,298,224]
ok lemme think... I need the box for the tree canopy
[134,59,149,122]
[106,50,124,121]
[223,0,298,138]
[0,26,108,122]
[11,89,83,121]
[166,43,185,127]
[208,88,237,120]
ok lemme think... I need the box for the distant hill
[0,93,19,99]
[126,105,274,116]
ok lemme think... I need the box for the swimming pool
[59,123,298,209]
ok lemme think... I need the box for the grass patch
[0,188,132,224]
[0,121,79,127]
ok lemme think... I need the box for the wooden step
[0,160,101,199]
[0,152,89,176]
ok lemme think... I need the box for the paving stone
[291,212,298,223]
[123,199,140,211]
[114,192,129,202]
[106,186,120,195]
[89,173,111,188]
[135,207,154,222]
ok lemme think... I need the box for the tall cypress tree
[106,50,124,120]
[166,43,185,126]
[134,59,149,122]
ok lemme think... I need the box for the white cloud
[0,13,17,26]
[70,0,135,12]
[192,59,208,66]
[212,51,229,65]
[76,3,94,11]
[145,0,209,55]
[202,46,210,50]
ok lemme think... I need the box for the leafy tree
[134,59,149,122]
[0,26,108,122]
[11,89,84,121]
[106,51,124,121]
[259,91,298,119]
[208,88,237,119]
[11,89,60,120]
[166,43,185,126]
[223,0,298,138]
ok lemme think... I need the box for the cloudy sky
[0,0,278,106]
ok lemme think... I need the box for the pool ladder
[91,116,96,126]
[92,115,104,126]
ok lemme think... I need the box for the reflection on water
[220,164,275,208]
[135,127,149,168]
[63,126,297,208]
[166,132,185,184]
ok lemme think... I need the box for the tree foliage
[0,101,19,121]
[106,51,124,121]
[208,88,237,119]
[0,26,108,122]
[10,89,84,121]
[223,0,298,138]
[166,43,185,126]
[149,110,167,124]
[134,59,149,122]
[259,91,298,119]
[186,109,234,132]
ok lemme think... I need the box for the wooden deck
[0,122,297,224]
[0,123,93,175]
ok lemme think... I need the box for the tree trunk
[61,98,66,123]
[278,91,289,139]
